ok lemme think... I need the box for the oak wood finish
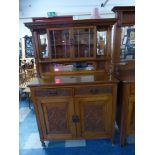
[25,18,118,146]
[75,96,113,139]
[29,73,118,145]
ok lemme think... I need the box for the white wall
[19,18,32,39]
[19,0,135,18]
[19,0,135,60]
[19,0,135,38]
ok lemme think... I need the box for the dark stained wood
[75,85,112,96]
[25,18,117,31]
[112,7,135,145]
[115,70,135,146]
[35,88,73,97]
[112,6,135,26]
[32,16,73,22]
[112,6,135,12]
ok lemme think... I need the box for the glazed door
[47,27,96,59]
[47,28,72,59]
[126,95,135,134]
[75,95,113,138]
[72,27,96,58]
[37,97,76,140]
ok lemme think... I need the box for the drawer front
[130,84,135,95]
[75,85,112,96]
[35,88,72,97]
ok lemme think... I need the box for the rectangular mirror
[97,31,107,56]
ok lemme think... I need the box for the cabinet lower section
[30,84,117,145]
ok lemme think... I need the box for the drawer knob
[72,115,80,123]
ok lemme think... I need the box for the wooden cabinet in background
[126,95,135,135]
[111,6,135,146]
[116,71,135,146]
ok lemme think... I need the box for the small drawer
[75,85,112,96]
[35,88,72,97]
[130,84,135,94]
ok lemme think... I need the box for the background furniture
[112,6,135,146]
[19,68,36,108]
[116,71,135,146]
[25,18,118,146]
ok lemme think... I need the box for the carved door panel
[37,97,76,140]
[126,95,135,134]
[75,95,113,138]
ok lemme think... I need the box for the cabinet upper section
[112,6,135,26]
[25,18,116,60]
[25,18,117,77]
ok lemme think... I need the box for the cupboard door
[126,95,135,134]
[75,95,113,138]
[37,97,76,140]
[48,29,72,59]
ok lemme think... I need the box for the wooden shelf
[39,57,108,63]
[41,70,105,76]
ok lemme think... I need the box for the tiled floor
[19,99,135,155]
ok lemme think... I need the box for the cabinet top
[28,72,119,87]
[24,18,117,30]
[112,6,135,13]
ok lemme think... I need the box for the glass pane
[49,30,71,58]
[97,31,107,56]
[120,26,135,61]
[39,34,48,58]
[73,28,94,58]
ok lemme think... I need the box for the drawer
[75,85,112,96]
[130,84,135,95]
[35,88,72,97]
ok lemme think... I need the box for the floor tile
[19,99,135,155]
[65,140,86,147]
[19,107,31,123]
[23,132,43,149]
